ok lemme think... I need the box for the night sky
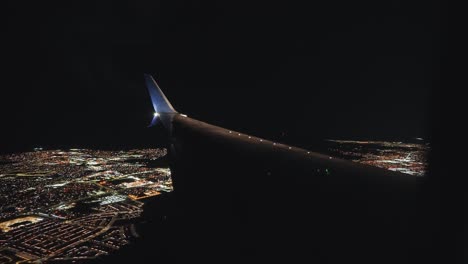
[2,1,439,152]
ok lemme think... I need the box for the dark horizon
[3,1,439,153]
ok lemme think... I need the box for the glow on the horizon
[154,112,160,117]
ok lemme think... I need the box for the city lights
[0,148,172,261]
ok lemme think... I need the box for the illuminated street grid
[0,141,430,262]
[325,140,429,176]
[0,148,171,263]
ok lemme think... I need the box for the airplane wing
[144,74,424,264]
